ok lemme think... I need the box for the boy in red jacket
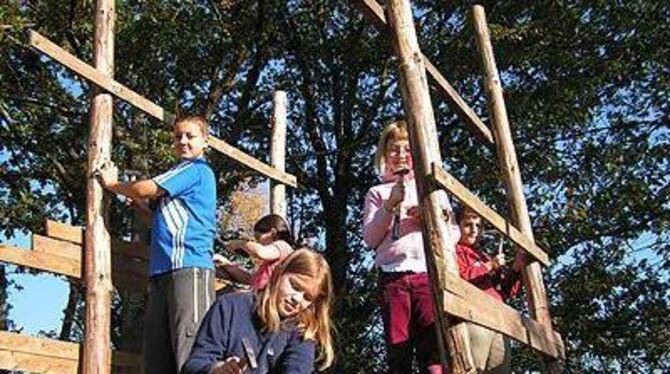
[456,207,525,373]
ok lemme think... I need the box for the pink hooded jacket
[363,171,460,272]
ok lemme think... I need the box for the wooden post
[83,0,115,373]
[472,5,562,372]
[385,1,475,372]
[270,91,287,217]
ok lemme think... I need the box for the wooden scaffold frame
[355,0,565,372]
[0,1,566,373]
[0,1,294,372]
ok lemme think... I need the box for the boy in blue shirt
[97,114,216,373]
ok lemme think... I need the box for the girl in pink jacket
[363,119,459,374]
[215,214,295,291]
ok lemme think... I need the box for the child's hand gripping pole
[92,159,118,190]
[391,168,410,240]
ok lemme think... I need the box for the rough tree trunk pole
[271,91,287,217]
[472,5,562,372]
[386,1,476,372]
[83,0,115,372]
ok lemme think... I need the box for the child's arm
[228,240,282,261]
[96,162,165,200]
[213,254,252,284]
[222,265,252,284]
[362,189,394,249]
[498,251,526,299]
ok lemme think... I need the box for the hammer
[241,337,258,370]
[391,168,410,240]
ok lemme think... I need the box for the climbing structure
[0,1,294,372]
[355,0,565,372]
[0,1,565,373]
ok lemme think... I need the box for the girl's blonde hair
[374,119,409,174]
[256,248,334,370]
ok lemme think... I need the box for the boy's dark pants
[143,267,215,374]
[379,271,444,374]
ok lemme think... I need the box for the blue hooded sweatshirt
[181,292,316,374]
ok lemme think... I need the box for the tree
[1,0,668,372]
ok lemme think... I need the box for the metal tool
[391,168,410,240]
[241,337,258,370]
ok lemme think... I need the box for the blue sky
[3,233,69,336]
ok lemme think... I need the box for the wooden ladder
[356,0,565,372]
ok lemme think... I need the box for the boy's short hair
[374,119,409,174]
[455,205,480,223]
[173,114,209,136]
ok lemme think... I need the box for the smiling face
[458,211,482,247]
[384,137,412,174]
[276,273,317,319]
[172,119,208,160]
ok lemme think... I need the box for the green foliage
[0,0,668,372]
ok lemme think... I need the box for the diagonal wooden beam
[207,137,296,187]
[431,163,551,266]
[27,30,297,187]
[442,273,565,360]
[353,0,495,144]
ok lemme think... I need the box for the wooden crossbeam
[0,244,80,278]
[207,137,296,187]
[27,30,298,188]
[45,220,150,261]
[353,0,495,144]
[0,241,147,293]
[44,220,227,291]
[32,234,148,277]
[431,164,551,266]
[0,331,141,373]
[44,220,82,244]
[443,272,565,359]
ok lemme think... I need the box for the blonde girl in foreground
[182,248,335,374]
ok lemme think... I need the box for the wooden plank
[270,90,288,216]
[0,244,81,278]
[208,137,297,187]
[353,0,495,145]
[45,220,150,262]
[34,234,148,278]
[0,331,141,373]
[472,4,558,347]
[45,220,82,244]
[41,221,225,293]
[385,1,475,371]
[33,234,81,261]
[28,30,170,123]
[3,242,147,293]
[0,330,79,361]
[442,273,565,360]
[0,350,77,373]
[431,164,551,266]
[33,235,149,278]
[28,30,298,187]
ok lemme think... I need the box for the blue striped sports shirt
[150,157,216,276]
